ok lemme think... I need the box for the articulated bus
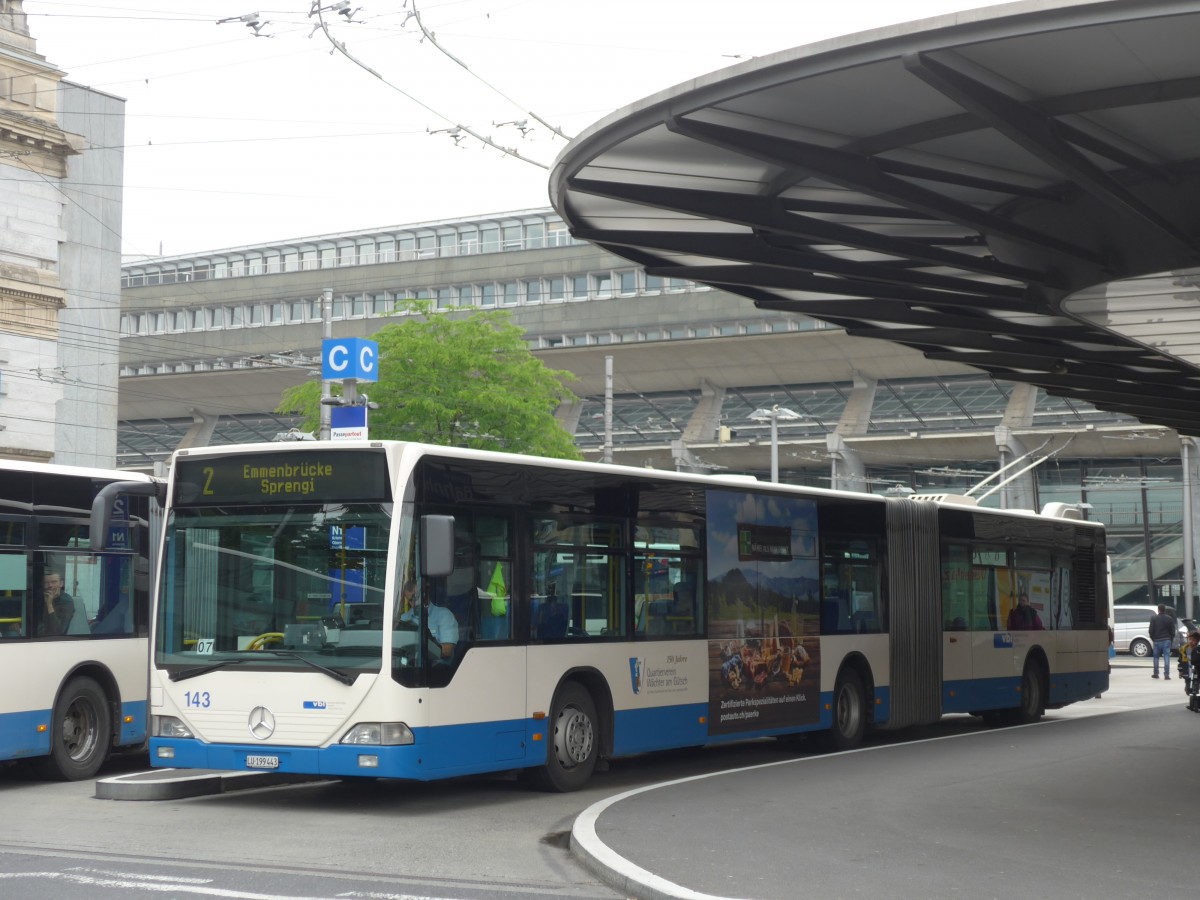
[1,460,159,779]
[101,441,1109,791]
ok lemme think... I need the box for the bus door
[941,545,996,713]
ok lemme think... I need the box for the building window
[570,275,588,300]
[288,301,305,322]
[283,251,299,273]
[171,310,187,331]
[481,225,500,253]
[437,287,454,310]
[416,234,436,259]
[263,253,280,274]
[593,273,613,299]
[320,247,336,269]
[547,277,565,301]
[301,249,317,270]
[547,222,570,246]
[377,239,395,263]
[480,283,496,307]
[525,221,545,249]
[459,228,479,254]
[372,294,392,315]
[501,281,519,305]
[618,270,638,295]
[246,255,262,276]
[268,303,283,324]
[438,231,457,257]
[338,245,355,267]
[248,304,264,326]
[502,224,522,250]
[457,285,474,307]
[524,279,542,304]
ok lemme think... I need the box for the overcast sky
[28,0,997,258]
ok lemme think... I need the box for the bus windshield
[157,502,392,675]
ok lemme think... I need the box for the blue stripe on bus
[1,702,147,764]
[151,669,1110,781]
[0,709,52,760]
[118,700,148,746]
[942,670,1109,714]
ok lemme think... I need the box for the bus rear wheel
[33,676,111,781]
[816,668,866,752]
[1009,660,1045,725]
[525,682,598,792]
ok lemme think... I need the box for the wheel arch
[552,667,614,760]
[59,661,122,748]
[833,651,877,726]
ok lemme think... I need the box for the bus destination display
[174,451,390,504]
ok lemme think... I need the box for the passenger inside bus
[534,592,568,639]
[38,571,78,636]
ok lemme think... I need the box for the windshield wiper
[169,659,246,682]
[261,650,357,685]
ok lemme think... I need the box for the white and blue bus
[111,441,1108,791]
[1,460,159,780]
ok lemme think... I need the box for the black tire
[1130,638,1151,658]
[1008,659,1046,725]
[816,668,866,752]
[524,682,598,792]
[32,676,112,781]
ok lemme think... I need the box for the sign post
[322,338,379,441]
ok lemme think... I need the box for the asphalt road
[0,659,1184,900]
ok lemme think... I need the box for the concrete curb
[95,769,317,801]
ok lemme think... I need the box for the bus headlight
[339,722,414,746]
[152,715,194,739]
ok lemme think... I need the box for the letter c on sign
[359,344,375,374]
[328,345,349,373]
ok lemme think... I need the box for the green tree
[277,302,582,459]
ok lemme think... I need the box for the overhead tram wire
[308,1,549,170]
[403,0,572,143]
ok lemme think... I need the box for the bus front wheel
[816,668,866,752]
[525,682,598,792]
[33,676,112,781]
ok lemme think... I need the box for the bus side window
[0,551,25,638]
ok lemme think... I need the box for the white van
[1112,605,1187,656]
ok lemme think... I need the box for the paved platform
[571,658,1191,900]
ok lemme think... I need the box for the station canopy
[550,0,1200,435]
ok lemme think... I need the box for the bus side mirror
[421,515,455,577]
[89,480,165,551]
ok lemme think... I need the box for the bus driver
[398,580,459,661]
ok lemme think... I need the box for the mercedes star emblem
[248,706,276,740]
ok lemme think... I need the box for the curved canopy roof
[550,0,1200,435]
